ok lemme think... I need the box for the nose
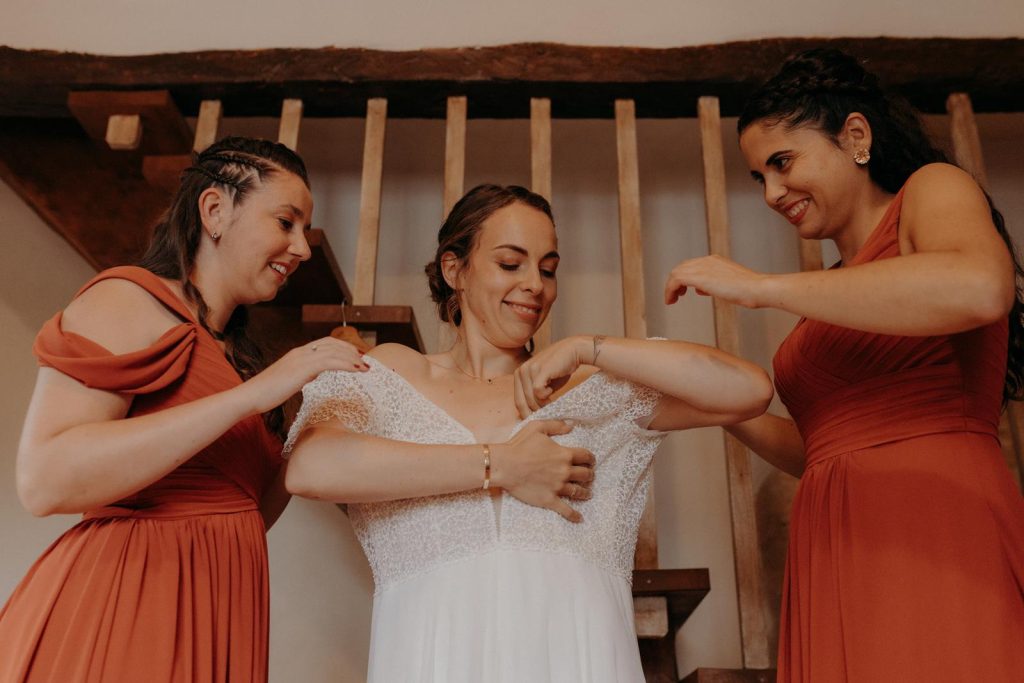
[521,266,544,295]
[764,175,787,208]
[290,231,312,262]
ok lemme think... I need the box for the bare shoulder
[61,278,184,355]
[366,343,428,373]
[901,162,997,249]
[903,163,988,212]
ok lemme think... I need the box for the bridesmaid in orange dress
[0,137,368,682]
[664,49,1024,681]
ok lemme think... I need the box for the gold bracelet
[481,444,492,490]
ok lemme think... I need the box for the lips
[504,300,541,320]
[268,261,290,282]
[781,198,810,225]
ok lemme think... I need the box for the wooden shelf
[632,568,711,683]
[681,668,776,683]
[303,304,424,352]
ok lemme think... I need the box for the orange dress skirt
[773,190,1024,681]
[0,267,283,683]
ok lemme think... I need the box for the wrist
[755,273,785,310]
[486,442,509,490]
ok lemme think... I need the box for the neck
[833,182,897,265]
[449,333,529,381]
[188,253,236,334]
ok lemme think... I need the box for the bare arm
[665,165,1014,335]
[285,419,594,522]
[725,413,805,478]
[514,335,774,431]
[17,279,366,517]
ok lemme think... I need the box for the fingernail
[563,419,576,427]
[358,350,365,355]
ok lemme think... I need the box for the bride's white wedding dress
[285,356,667,682]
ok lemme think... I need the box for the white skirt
[367,548,645,683]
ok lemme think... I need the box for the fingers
[568,464,594,484]
[306,337,369,372]
[664,277,687,305]
[570,447,595,467]
[549,498,583,524]
[533,419,574,437]
[513,372,532,419]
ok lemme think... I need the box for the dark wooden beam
[1,39,1022,120]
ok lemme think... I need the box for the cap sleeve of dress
[33,311,197,395]
[282,370,374,456]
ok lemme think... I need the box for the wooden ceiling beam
[2,39,1022,119]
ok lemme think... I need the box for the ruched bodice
[1,266,282,683]
[771,189,1024,682]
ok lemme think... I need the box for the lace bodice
[285,356,665,592]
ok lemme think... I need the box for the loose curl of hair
[424,184,553,327]
[136,136,311,437]
[739,48,1024,402]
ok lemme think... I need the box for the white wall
[1,3,1022,681]
[1,0,1022,53]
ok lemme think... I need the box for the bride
[284,184,772,682]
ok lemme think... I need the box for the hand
[664,255,767,308]
[240,337,369,414]
[514,336,588,417]
[491,419,595,523]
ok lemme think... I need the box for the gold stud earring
[853,148,871,165]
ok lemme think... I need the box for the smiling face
[739,118,869,242]
[210,170,314,305]
[445,201,559,350]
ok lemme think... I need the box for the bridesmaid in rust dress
[0,137,368,682]
[664,49,1024,681]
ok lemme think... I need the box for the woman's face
[739,120,865,242]
[451,202,559,349]
[216,171,314,304]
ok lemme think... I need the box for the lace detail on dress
[286,357,666,590]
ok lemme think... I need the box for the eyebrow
[277,204,307,219]
[492,244,560,260]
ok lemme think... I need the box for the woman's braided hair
[739,48,1024,402]
[137,136,311,437]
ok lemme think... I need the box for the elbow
[962,266,1015,329]
[739,373,774,422]
[283,455,317,498]
[16,458,62,517]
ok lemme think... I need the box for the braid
[137,136,310,438]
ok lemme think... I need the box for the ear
[839,112,873,152]
[440,251,462,291]
[198,186,231,240]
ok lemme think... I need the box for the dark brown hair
[739,48,1024,402]
[137,136,310,436]
[424,184,553,327]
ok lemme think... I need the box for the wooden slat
[278,98,303,151]
[353,98,388,306]
[698,95,771,669]
[443,96,467,217]
[946,92,1024,490]
[614,99,658,573]
[634,596,669,638]
[193,99,222,153]
[531,97,554,350]
[798,238,823,272]
[105,114,141,150]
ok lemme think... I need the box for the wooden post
[614,99,658,572]
[193,100,222,153]
[946,92,1024,490]
[278,99,303,152]
[698,96,771,669]
[531,97,554,350]
[353,98,387,307]
[443,96,467,217]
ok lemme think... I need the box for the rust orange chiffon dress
[773,190,1024,681]
[0,266,283,683]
